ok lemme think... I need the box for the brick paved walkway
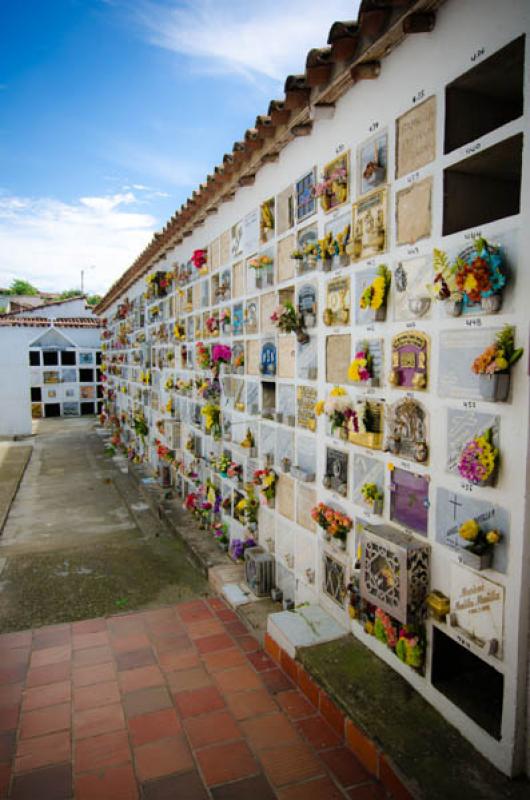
[0,599,388,799]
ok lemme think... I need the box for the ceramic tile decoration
[95,7,530,776]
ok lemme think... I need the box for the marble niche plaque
[277,233,295,283]
[352,454,385,509]
[297,336,317,381]
[219,229,231,266]
[389,331,429,391]
[260,423,276,462]
[323,212,351,270]
[446,409,500,477]
[246,340,260,376]
[389,467,429,535]
[233,379,245,413]
[232,303,244,336]
[277,383,295,425]
[349,187,388,263]
[209,237,220,272]
[323,447,348,497]
[247,381,259,415]
[438,328,505,400]
[232,260,245,298]
[277,474,295,521]
[386,398,429,464]
[396,95,436,178]
[297,283,317,329]
[277,185,294,236]
[232,341,245,376]
[260,292,277,334]
[450,563,504,659]
[324,276,350,326]
[326,334,351,385]
[278,336,296,379]
[396,177,433,245]
[297,223,318,275]
[352,338,383,387]
[435,488,509,574]
[276,426,294,466]
[297,386,317,432]
[243,208,260,254]
[260,340,277,377]
[245,298,259,334]
[297,483,317,532]
[358,129,388,196]
[231,220,243,258]
[393,257,432,321]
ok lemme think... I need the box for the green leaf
[509,347,524,366]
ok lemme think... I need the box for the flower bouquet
[212,522,229,550]
[360,482,383,514]
[359,265,391,321]
[229,536,257,562]
[196,342,212,370]
[215,453,231,477]
[220,308,231,333]
[146,270,172,299]
[471,325,523,401]
[270,302,309,344]
[191,249,207,272]
[457,518,502,570]
[310,502,352,545]
[348,345,373,384]
[432,238,506,315]
[227,461,243,482]
[205,315,219,336]
[201,403,221,439]
[346,400,382,449]
[253,468,277,507]
[458,428,498,485]
[314,386,351,439]
[248,255,272,270]
[212,344,232,366]
[395,628,424,670]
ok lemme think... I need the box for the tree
[58,289,82,299]
[86,295,102,307]
[7,279,39,296]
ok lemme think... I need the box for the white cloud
[0,193,156,295]
[136,0,357,83]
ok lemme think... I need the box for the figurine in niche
[260,342,277,377]
[385,398,428,463]
[388,331,428,390]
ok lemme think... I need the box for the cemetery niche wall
[96,0,530,779]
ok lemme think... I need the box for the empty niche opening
[60,350,76,366]
[444,36,525,154]
[261,382,276,419]
[31,387,42,402]
[79,369,95,383]
[443,133,523,236]
[44,403,61,418]
[29,351,40,366]
[81,402,95,416]
[43,350,58,366]
[431,627,503,739]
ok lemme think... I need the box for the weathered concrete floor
[0,444,32,534]
[0,418,209,632]
[300,636,530,800]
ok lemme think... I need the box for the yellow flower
[463,274,478,293]
[314,400,325,416]
[485,530,501,545]
[330,386,346,397]
[495,357,508,370]
[370,276,386,309]
[236,499,247,511]
[348,358,366,383]
[459,519,479,542]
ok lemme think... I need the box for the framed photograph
[295,168,316,222]
[358,130,388,195]
[79,352,94,365]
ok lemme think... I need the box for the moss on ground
[0,534,209,632]
[299,636,529,800]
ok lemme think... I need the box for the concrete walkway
[0,600,387,800]
[0,444,32,535]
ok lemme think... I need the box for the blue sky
[0,0,356,295]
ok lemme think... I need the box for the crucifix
[449,493,463,520]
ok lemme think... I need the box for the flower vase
[481,294,502,314]
[255,273,263,290]
[369,306,386,322]
[266,497,275,509]
[444,298,463,317]
[295,328,310,345]
[306,255,317,270]
[479,373,510,402]
[321,259,332,273]
[457,548,493,571]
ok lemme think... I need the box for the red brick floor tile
[73,679,121,711]
[177,600,214,623]
[0,763,9,798]
[0,705,19,733]
[195,740,259,787]
[166,666,212,693]
[142,608,178,626]
[107,616,146,638]
[71,618,107,635]
[75,729,131,773]
[116,648,156,671]
[0,649,30,669]
[201,648,246,673]
[184,709,240,749]
[122,687,172,719]
[214,609,239,624]
[141,770,208,800]
[320,747,371,789]
[30,646,71,670]
[22,680,71,712]
[0,664,27,685]
[72,644,113,667]
[276,690,317,720]
[72,631,110,650]
[0,631,32,650]
[260,669,294,695]
[128,708,181,747]
[235,635,260,653]
[211,773,276,800]
[208,597,227,611]
[75,762,138,800]
[174,686,225,718]
[348,783,388,800]
[153,634,194,655]
[32,625,71,651]
[185,619,225,639]
[73,661,116,688]
[146,617,184,636]
[112,633,152,654]
[11,763,72,800]
[134,734,193,781]
[296,715,342,751]
[15,730,71,773]
[224,621,249,638]
[241,712,300,751]
[119,665,165,694]
[226,689,277,721]
[74,702,125,740]
[246,651,276,672]
[0,681,23,708]
[195,634,234,655]
[25,661,70,689]
[158,649,199,673]
[214,665,263,694]
[260,742,325,787]
[277,775,345,800]
[20,703,70,739]
[0,730,16,761]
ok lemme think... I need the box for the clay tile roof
[0,316,103,328]
[95,0,436,313]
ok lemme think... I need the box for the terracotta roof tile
[0,316,103,328]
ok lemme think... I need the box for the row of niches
[139,228,520,337]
